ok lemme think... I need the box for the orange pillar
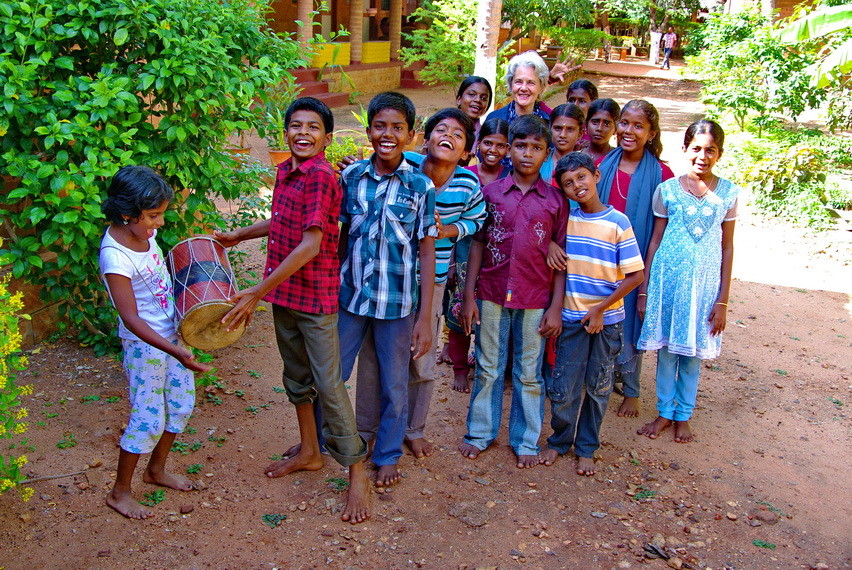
[350,0,364,64]
[297,0,312,52]
[389,0,402,60]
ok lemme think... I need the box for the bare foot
[375,464,401,487]
[341,464,370,524]
[405,437,433,458]
[617,396,640,418]
[282,443,301,458]
[437,343,451,364]
[143,469,195,491]
[106,489,153,519]
[451,373,471,393]
[264,449,324,478]
[637,416,673,439]
[516,454,540,469]
[674,420,693,443]
[458,442,482,459]
[539,448,560,466]
[576,456,596,476]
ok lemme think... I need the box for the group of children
[98,68,737,521]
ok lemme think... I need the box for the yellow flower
[0,425,6,436]
[20,384,33,396]
[0,479,13,492]
[0,377,6,390]
[14,455,27,467]
[20,487,34,501]
[15,408,27,419]
[13,422,27,434]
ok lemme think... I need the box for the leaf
[776,5,852,43]
[114,28,129,46]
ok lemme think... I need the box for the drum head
[179,301,246,351]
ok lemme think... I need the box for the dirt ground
[2,77,851,569]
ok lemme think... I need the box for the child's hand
[538,307,562,338]
[460,295,479,336]
[221,286,262,331]
[708,303,727,336]
[212,230,241,249]
[410,317,432,360]
[446,264,458,290]
[336,154,358,172]
[581,307,604,334]
[176,346,212,373]
[637,294,647,321]
[546,241,568,271]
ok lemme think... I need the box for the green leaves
[0,0,305,352]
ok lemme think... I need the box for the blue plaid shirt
[339,158,435,319]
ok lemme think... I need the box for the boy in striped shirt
[542,152,644,476]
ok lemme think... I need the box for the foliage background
[0,0,305,353]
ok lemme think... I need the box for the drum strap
[101,245,173,322]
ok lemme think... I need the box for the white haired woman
[484,51,580,125]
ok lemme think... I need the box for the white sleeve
[652,184,668,218]
[99,246,134,279]
[723,198,738,221]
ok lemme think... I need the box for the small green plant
[208,435,227,447]
[248,370,261,378]
[752,539,776,549]
[325,476,349,492]
[81,395,100,404]
[756,500,786,516]
[140,489,166,507]
[34,421,46,427]
[234,391,245,398]
[632,486,656,501]
[104,396,121,403]
[189,441,203,452]
[44,412,58,418]
[205,395,223,406]
[246,406,259,415]
[828,397,844,407]
[272,386,287,394]
[629,458,640,465]
[56,433,77,449]
[171,441,190,455]
[187,464,203,474]
[773,369,788,376]
[186,426,197,435]
[269,454,284,461]
[261,513,288,528]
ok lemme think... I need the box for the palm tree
[777,4,852,89]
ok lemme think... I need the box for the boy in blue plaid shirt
[338,92,436,487]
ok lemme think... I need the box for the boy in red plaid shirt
[215,97,370,524]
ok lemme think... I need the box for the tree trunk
[473,0,503,115]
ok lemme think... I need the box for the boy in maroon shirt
[215,97,370,523]
[459,115,568,468]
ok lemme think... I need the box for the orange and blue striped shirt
[563,206,644,324]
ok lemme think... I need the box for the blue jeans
[655,346,701,421]
[662,47,673,68]
[545,321,622,458]
[464,300,545,456]
[338,309,414,466]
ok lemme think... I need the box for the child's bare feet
[674,420,693,443]
[458,442,481,459]
[437,343,451,364]
[617,396,640,418]
[375,464,401,487]
[516,454,540,469]
[143,469,195,491]
[539,448,560,466]
[405,437,433,458]
[341,463,371,524]
[106,489,153,519]
[576,456,596,476]
[637,416,672,439]
[451,373,471,393]
[264,449,324,477]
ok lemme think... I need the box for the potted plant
[257,78,300,165]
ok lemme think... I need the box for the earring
[122,219,129,225]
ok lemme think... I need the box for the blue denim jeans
[655,346,701,421]
[544,321,623,458]
[464,300,545,456]
[338,309,415,467]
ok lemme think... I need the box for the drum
[168,237,245,350]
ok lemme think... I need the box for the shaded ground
[2,78,851,569]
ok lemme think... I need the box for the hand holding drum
[168,236,246,351]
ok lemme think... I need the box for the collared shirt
[339,157,435,319]
[562,206,644,324]
[474,174,569,309]
[403,152,486,284]
[664,32,677,49]
[262,153,342,314]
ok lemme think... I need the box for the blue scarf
[597,146,664,355]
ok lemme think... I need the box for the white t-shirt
[99,228,176,341]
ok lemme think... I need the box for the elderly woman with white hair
[484,51,572,125]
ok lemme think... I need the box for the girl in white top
[99,165,209,519]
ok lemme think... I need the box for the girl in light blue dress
[636,120,738,443]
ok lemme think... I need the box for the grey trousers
[356,283,446,441]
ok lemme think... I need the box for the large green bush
[0,0,305,353]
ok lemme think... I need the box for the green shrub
[0,0,306,354]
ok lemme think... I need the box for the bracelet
[715,302,728,306]
[638,293,647,297]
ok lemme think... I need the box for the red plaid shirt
[262,153,342,314]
